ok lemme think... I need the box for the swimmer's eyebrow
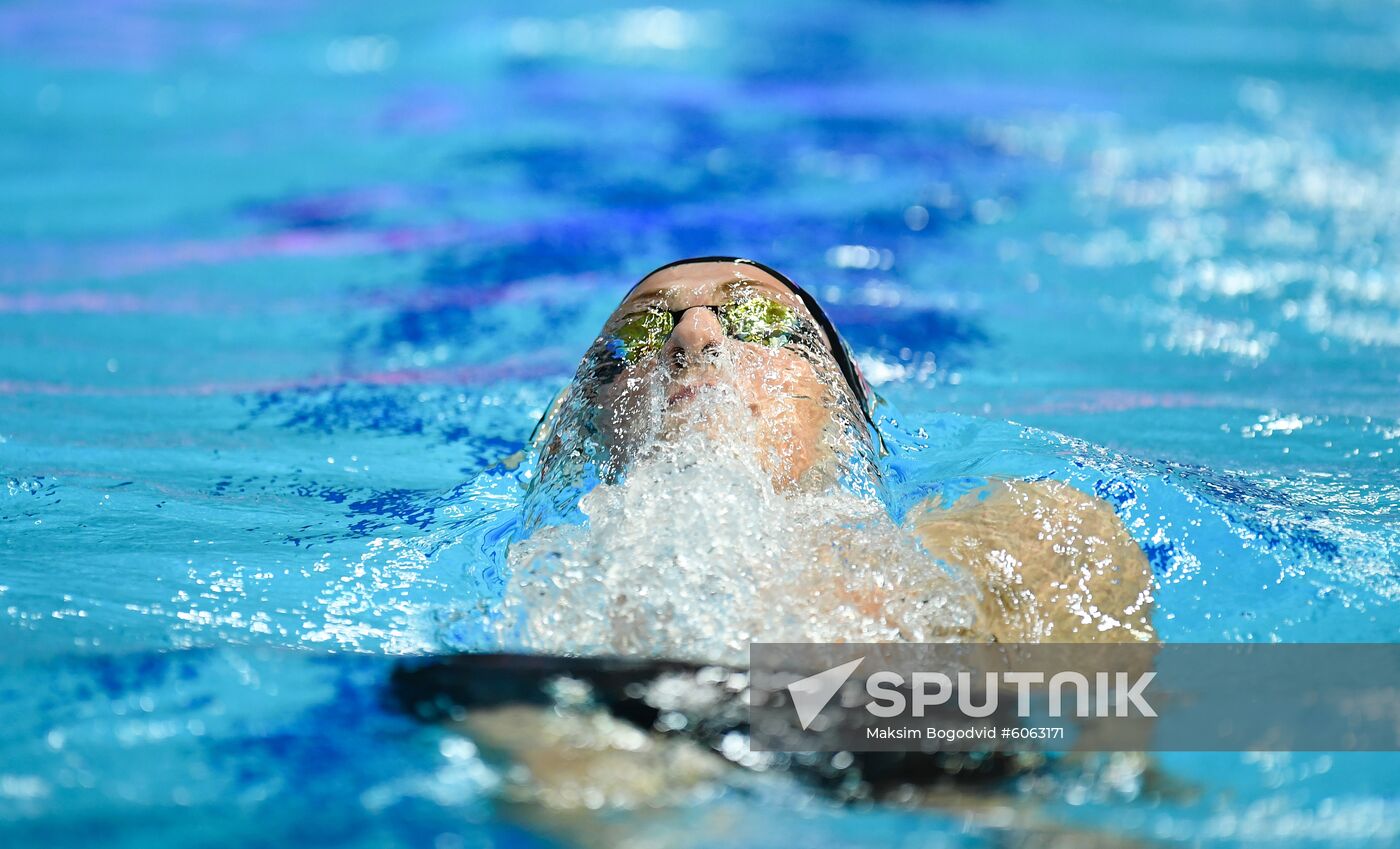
[615,279,794,315]
[617,287,679,312]
[724,278,786,299]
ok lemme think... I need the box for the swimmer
[508,256,1155,653]
[400,258,1161,843]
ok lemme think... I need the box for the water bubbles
[903,205,930,232]
[496,329,973,664]
[826,244,894,270]
[506,8,709,60]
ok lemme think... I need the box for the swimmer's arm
[906,479,1155,643]
[456,705,730,848]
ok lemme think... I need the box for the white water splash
[500,358,977,665]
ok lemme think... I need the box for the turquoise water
[3,0,1398,845]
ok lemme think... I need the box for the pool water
[2,0,1398,845]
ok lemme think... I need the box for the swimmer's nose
[664,306,724,370]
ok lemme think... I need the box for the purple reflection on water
[0,0,301,70]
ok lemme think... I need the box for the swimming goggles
[644,257,881,437]
[606,294,803,365]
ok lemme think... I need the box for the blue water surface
[2,0,1398,846]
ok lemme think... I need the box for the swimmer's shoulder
[904,477,1155,644]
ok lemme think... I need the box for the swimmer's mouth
[666,382,718,408]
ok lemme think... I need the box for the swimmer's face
[584,261,852,489]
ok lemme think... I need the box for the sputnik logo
[786,657,865,730]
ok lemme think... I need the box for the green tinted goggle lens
[608,297,799,364]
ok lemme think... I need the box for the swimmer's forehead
[618,262,811,315]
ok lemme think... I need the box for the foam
[499,344,977,666]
